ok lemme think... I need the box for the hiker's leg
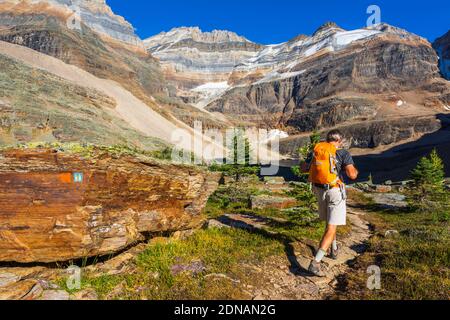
[332,233,338,251]
[313,187,328,222]
[313,187,336,263]
[320,224,337,252]
[327,188,347,227]
[314,224,337,263]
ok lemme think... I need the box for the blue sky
[107,0,449,44]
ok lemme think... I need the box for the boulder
[0,149,220,263]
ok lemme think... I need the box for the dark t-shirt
[336,149,355,181]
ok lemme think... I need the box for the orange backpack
[309,142,340,186]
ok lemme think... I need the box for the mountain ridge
[0,0,143,47]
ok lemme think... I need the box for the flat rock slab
[71,289,98,301]
[40,290,70,301]
[0,279,43,300]
[264,177,286,185]
[251,195,298,210]
[368,193,408,209]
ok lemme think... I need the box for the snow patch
[333,29,381,48]
[192,82,230,92]
[397,100,405,107]
[260,130,289,144]
[191,82,230,109]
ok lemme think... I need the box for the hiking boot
[308,260,326,277]
[330,245,341,260]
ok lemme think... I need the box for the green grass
[203,182,327,242]
[59,228,284,300]
[335,193,450,300]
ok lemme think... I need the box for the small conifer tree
[409,149,446,212]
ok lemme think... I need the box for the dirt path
[218,201,372,300]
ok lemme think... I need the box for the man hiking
[302,130,359,277]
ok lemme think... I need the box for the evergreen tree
[409,149,446,212]
[209,129,259,181]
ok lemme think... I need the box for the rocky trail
[209,198,372,300]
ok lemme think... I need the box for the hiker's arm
[345,165,359,181]
[301,153,313,173]
[300,161,310,173]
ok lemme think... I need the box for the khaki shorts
[313,186,347,226]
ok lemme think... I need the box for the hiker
[302,130,359,277]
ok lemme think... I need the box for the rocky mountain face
[0,51,168,149]
[0,1,227,132]
[0,0,142,47]
[434,30,450,80]
[0,148,219,263]
[144,27,263,106]
[147,23,450,149]
[0,0,167,99]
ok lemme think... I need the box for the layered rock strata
[0,148,219,263]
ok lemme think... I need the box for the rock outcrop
[0,148,220,263]
[279,115,444,155]
[434,30,450,80]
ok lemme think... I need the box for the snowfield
[333,29,381,48]
[191,82,231,109]
[192,82,230,92]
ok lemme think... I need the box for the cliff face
[434,30,450,80]
[144,27,263,83]
[210,35,441,121]
[0,148,220,263]
[144,27,263,106]
[0,3,228,132]
[0,6,166,99]
[0,0,142,47]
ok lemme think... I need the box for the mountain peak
[145,26,254,46]
[313,22,342,35]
